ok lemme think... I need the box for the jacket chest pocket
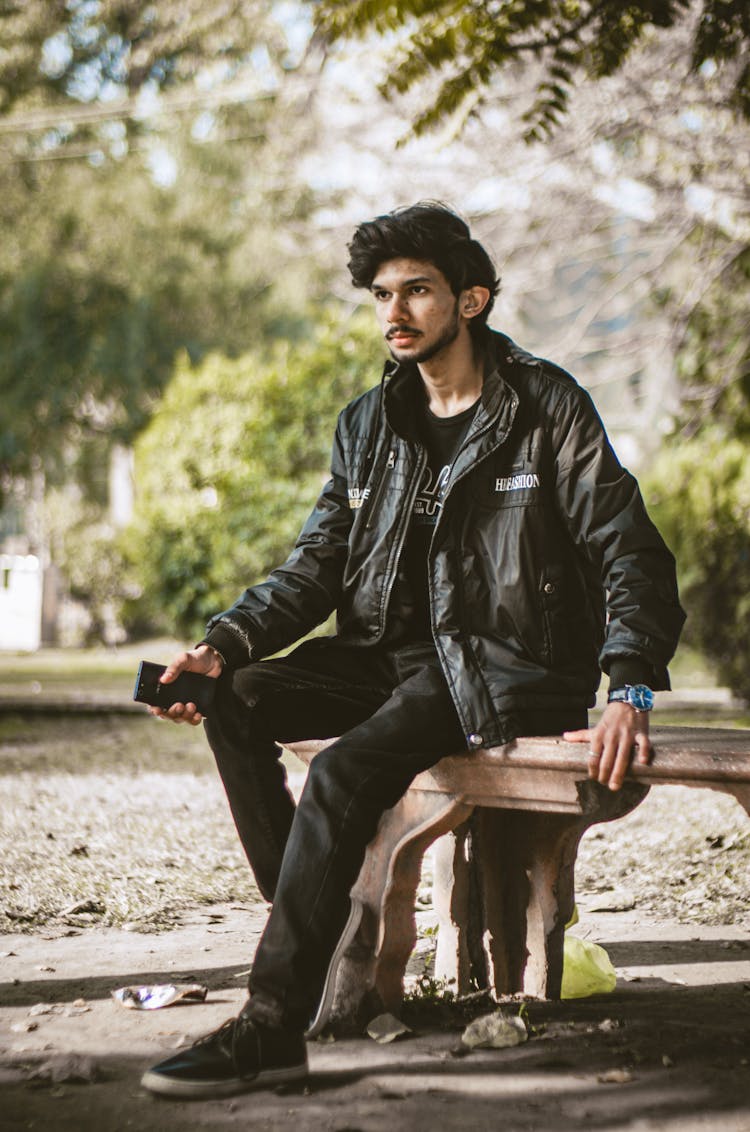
[470,460,544,510]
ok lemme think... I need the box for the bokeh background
[0,0,748,942]
[1,2,748,701]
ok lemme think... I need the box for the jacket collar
[383,329,519,444]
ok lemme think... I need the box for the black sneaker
[305,895,364,1039]
[141,1012,308,1099]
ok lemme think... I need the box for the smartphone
[133,660,216,716]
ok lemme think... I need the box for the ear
[460,286,491,321]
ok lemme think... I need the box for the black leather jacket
[205,331,685,747]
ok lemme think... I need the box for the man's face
[371,258,462,365]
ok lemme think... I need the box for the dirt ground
[2,900,749,1132]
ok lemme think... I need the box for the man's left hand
[562,702,652,791]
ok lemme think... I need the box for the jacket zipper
[372,446,427,637]
[366,448,396,530]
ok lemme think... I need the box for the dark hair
[347,201,500,330]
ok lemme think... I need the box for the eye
[373,289,390,301]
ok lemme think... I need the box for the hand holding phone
[133,660,216,717]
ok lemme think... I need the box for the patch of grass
[0,638,185,702]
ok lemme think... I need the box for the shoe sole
[305,895,364,1039]
[140,1059,308,1099]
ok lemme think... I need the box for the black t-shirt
[396,398,479,641]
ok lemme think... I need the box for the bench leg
[328,791,473,1029]
[472,808,582,998]
[432,825,472,993]
[472,782,650,999]
[732,785,750,818]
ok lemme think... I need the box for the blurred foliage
[317,0,750,141]
[643,241,750,702]
[0,101,320,492]
[0,1,290,114]
[671,243,750,439]
[121,308,385,638]
[644,431,750,703]
[41,486,130,645]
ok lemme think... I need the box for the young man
[141,203,685,1098]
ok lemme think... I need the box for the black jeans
[204,637,585,1030]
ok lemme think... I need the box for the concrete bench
[287,727,750,1030]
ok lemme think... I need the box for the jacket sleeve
[551,383,685,689]
[202,420,353,667]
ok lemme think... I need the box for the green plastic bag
[561,933,617,999]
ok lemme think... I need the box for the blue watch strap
[607,684,655,711]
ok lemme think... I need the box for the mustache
[386,326,421,339]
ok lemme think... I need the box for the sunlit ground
[0,642,748,937]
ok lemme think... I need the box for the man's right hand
[148,644,224,726]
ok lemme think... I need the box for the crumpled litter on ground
[562,934,617,999]
[561,904,617,999]
[111,983,208,1010]
[461,1010,528,1049]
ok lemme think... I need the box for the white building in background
[0,554,43,651]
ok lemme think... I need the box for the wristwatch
[607,684,655,712]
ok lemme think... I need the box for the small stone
[662,1054,674,1068]
[461,1010,528,1049]
[29,1054,99,1084]
[366,1013,412,1044]
[11,1020,39,1033]
[588,890,636,913]
[598,1068,634,1084]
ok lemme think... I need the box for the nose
[386,293,408,323]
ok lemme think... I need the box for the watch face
[629,685,654,711]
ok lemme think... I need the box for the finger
[162,702,188,723]
[587,732,604,778]
[634,730,653,764]
[597,735,618,787]
[608,732,635,791]
[562,729,592,743]
[161,652,191,683]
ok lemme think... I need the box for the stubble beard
[387,304,461,364]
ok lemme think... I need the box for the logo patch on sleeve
[348,486,370,509]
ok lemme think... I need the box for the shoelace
[193,1017,236,1051]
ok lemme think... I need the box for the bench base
[287,729,750,1030]
[288,741,648,1029]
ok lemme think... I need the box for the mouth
[387,328,421,345]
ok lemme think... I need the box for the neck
[418,329,484,418]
